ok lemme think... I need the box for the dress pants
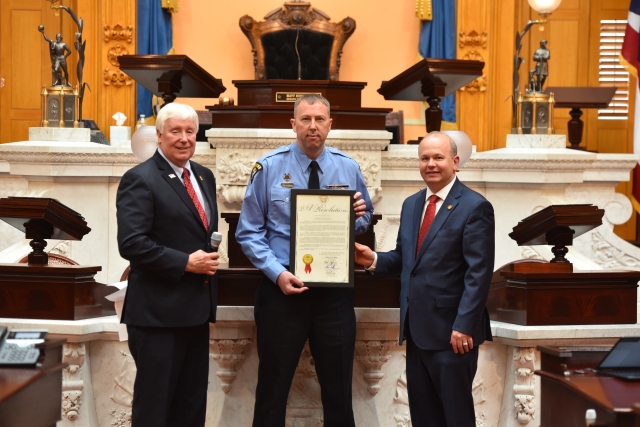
[252,276,356,427]
[127,323,210,427]
[405,315,478,427]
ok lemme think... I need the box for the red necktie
[416,195,438,256]
[183,169,209,231]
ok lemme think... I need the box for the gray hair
[424,131,457,157]
[293,94,331,117]
[155,102,199,133]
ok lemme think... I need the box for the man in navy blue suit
[355,132,495,427]
[117,103,220,427]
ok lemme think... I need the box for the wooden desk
[0,338,65,427]
[536,345,640,427]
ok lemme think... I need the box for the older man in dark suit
[355,132,495,427]
[116,102,219,427]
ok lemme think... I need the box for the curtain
[418,0,456,125]
[137,0,173,118]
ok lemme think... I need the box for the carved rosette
[107,45,130,67]
[513,347,536,424]
[355,340,394,395]
[209,338,251,393]
[62,343,86,421]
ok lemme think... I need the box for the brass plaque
[275,92,322,103]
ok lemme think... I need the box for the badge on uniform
[281,172,294,188]
[250,162,263,183]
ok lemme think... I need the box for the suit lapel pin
[168,174,176,179]
[447,205,453,210]
[199,176,203,181]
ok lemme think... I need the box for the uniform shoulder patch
[250,162,263,183]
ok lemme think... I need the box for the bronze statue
[531,40,550,93]
[39,1,89,120]
[38,27,72,87]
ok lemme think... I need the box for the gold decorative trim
[459,51,487,93]
[107,45,130,66]
[415,0,433,20]
[103,24,133,43]
[162,0,179,13]
[103,68,133,87]
[459,30,488,49]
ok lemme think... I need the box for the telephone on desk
[0,326,47,367]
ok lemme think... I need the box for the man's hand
[276,271,308,295]
[354,242,375,268]
[450,330,473,354]
[185,250,219,276]
[353,192,367,218]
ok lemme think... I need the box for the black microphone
[210,232,222,253]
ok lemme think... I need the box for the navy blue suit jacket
[116,151,219,327]
[375,179,495,350]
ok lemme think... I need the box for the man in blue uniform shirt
[236,94,373,427]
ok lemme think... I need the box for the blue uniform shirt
[236,142,374,283]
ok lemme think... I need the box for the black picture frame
[289,189,356,287]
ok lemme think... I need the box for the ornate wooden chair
[239,1,356,81]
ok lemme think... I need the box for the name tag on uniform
[281,182,294,188]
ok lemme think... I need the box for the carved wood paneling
[73,0,136,141]
[457,0,493,151]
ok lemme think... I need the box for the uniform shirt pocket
[270,187,291,229]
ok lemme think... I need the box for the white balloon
[442,130,473,167]
[130,125,157,162]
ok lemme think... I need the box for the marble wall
[0,132,639,426]
[3,310,640,427]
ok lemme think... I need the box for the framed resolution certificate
[289,189,355,287]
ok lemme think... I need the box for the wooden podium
[118,54,227,104]
[207,80,392,130]
[377,58,484,133]
[0,198,115,320]
[488,205,640,326]
[545,87,616,150]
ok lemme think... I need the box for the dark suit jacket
[375,178,495,350]
[116,150,219,327]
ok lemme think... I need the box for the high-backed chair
[239,1,355,81]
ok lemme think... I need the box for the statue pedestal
[506,134,566,149]
[29,127,91,142]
